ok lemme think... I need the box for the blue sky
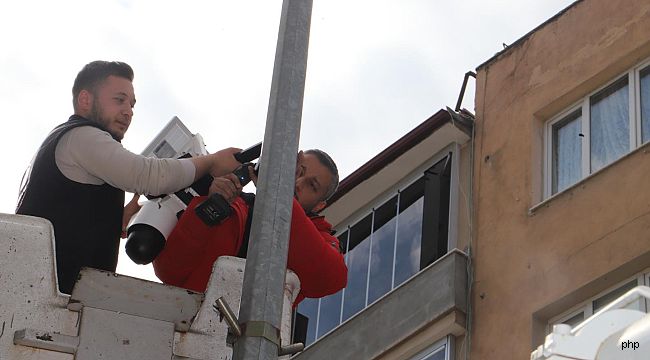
[0,0,576,280]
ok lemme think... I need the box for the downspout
[451,69,477,360]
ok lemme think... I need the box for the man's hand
[121,193,141,238]
[190,147,242,182]
[208,173,242,203]
[248,166,259,186]
[209,147,243,178]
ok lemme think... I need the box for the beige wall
[472,0,650,358]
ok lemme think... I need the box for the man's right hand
[208,173,242,204]
[209,147,243,178]
[190,147,241,182]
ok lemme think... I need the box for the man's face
[294,153,333,213]
[88,75,136,141]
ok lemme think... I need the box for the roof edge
[476,0,582,71]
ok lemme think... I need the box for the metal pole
[233,0,312,359]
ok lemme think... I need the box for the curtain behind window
[590,77,629,172]
[552,111,582,194]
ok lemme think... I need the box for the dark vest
[16,115,125,294]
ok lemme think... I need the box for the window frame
[544,57,650,199]
[635,62,650,145]
[547,271,648,333]
[547,106,583,195]
[338,144,460,304]
[335,142,461,249]
[295,143,463,346]
[409,336,455,360]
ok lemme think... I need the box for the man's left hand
[121,193,141,238]
[248,166,258,186]
[209,173,242,203]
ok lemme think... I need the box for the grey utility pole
[233,0,313,359]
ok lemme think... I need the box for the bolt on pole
[232,0,313,359]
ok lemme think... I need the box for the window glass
[590,77,630,172]
[295,298,318,346]
[593,279,638,312]
[394,179,425,286]
[421,349,446,360]
[342,215,372,321]
[411,343,447,360]
[556,311,585,329]
[316,290,343,337]
[367,196,398,304]
[640,66,650,143]
[306,154,453,344]
[552,111,582,194]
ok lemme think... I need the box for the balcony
[293,249,468,360]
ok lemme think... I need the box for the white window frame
[409,336,455,360]
[545,104,583,196]
[544,57,650,199]
[548,270,648,333]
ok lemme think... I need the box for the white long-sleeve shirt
[55,126,196,196]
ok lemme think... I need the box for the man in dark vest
[16,60,242,294]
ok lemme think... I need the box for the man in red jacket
[153,149,347,305]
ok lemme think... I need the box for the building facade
[292,109,473,359]
[289,1,650,358]
[472,0,650,358]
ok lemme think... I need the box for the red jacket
[153,196,347,305]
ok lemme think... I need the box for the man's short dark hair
[72,61,134,110]
[305,149,339,202]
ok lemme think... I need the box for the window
[590,76,630,172]
[293,151,456,346]
[640,66,650,143]
[551,110,582,193]
[549,271,648,332]
[410,336,455,360]
[545,60,650,197]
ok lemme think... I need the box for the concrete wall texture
[472,0,650,358]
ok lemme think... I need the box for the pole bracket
[213,297,281,347]
[213,297,242,338]
[212,297,305,356]
[241,321,281,347]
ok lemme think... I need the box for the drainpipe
[455,71,477,112]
